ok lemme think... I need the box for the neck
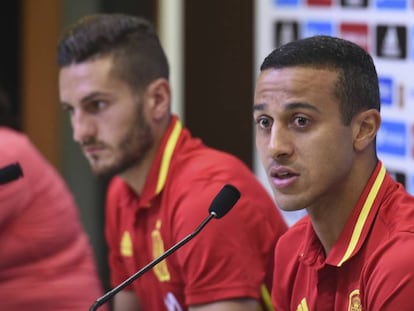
[119,142,159,195]
[118,119,170,195]
[307,158,377,256]
[308,204,353,255]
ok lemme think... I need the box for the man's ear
[352,109,381,151]
[145,78,171,120]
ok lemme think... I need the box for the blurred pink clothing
[0,127,107,310]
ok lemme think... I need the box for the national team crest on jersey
[348,289,362,311]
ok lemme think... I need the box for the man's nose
[268,125,293,160]
[71,111,96,144]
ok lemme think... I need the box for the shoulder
[364,232,414,277]
[361,232,414,309]
[275,217,309,258]
[171,145,275,207]
[377,179,414,232]
[162,176,287,250]
[169,142,276,206]
[172,144,251,179]
[166,139,288,233]
[106,177,130,205]
[0,128,69,194]
[0,128,35,164]
[272,217,309,298]
[166,165,287,237]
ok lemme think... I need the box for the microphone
[0,163,23,185]
[89,184,241,311]
[209,184,240,218]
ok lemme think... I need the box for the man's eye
[87,100,107,112]
[96,101,107,109]
[93,101,106,109]
[257,117,272,129]
[294,116,309,127]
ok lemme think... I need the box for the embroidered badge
[348,289,362,311]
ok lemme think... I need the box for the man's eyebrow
[253,102,321,113]
[285,102,321,113]
[79,91,108,104]
[60,91,109,108]
[253,102,266,112]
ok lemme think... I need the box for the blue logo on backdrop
[378,76,393,107]
[274,0,300,6]
[377,120,407,157]
[376,0,407,10]
[303,21,334,38]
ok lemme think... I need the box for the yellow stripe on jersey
[156,120,182,195]
[337,164,386,266]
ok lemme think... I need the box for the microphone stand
[89,212,216,311]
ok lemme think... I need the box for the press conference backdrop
[254,0,414,225]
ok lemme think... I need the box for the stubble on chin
[84,156,114,178]
[87,134,154,179]
[87,151,133,178]
[85,100,154,179]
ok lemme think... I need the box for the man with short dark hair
[58,14,287,311]
[254,35,414,310]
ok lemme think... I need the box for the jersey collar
[301,161,389,267]
[331,161,387,266]
[139,115,182,207]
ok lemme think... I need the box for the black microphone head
[208,184,241,219]
[0,162,23,185]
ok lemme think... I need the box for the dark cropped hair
[260,35,380,125]
[57,13,169,92]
